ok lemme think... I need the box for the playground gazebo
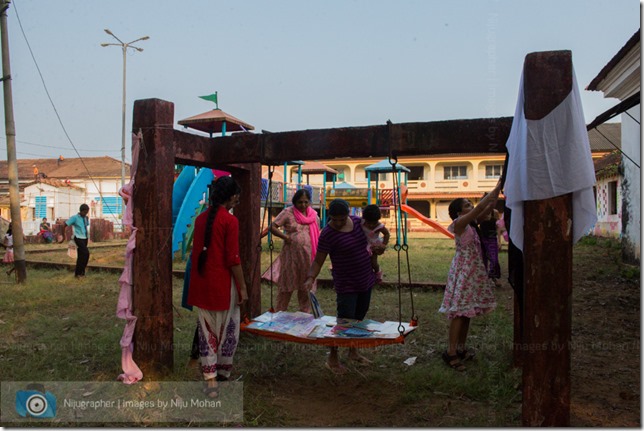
[301,161,338,223]
[365,159,410,206]
[178,108,255,137]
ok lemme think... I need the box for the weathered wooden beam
[131,98,175,376]
[521,50,573,427]
[224,163,262,318]
[174,130,259,167]
[173,117,512,166]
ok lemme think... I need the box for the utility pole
[0,0,26,282]
[101,30,148,225]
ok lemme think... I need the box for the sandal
[202,379,219,398]
[457,348,476,362]
[442,351,466,371]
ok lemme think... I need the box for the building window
[35,196,47,219]
[97,196,123,217]
[608,181,618,215]
[444,165,467,180]
[367,172,387,181]
[337,169,345,181]
[485,165,503,179]
[408,166,425,180]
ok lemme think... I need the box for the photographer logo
[15,384,57,418]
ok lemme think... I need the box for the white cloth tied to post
[504,69,597,251]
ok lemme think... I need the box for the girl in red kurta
[187,176,248,397]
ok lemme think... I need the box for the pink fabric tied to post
[116,132,143,384]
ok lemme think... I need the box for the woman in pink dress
[262,189,320,312]
[439,180,501,371]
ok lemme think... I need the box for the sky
[0,0,639,163]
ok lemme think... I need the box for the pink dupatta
[292,206,320,261]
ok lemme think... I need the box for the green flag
[199,92,218,108]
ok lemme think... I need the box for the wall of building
[593,175,622,238]
[620,105,640,263]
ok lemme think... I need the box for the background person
[39,217,54,243]
[478,207,501,287]
[304,198,376,374]
[360,204,390,283]
[2,223,14,275]
[66,204,90,278]
[262,189,320,312]
[186,176,248,397]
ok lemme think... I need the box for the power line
[0,136,120,153]
[11,1,121,224]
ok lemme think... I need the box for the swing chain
[389,153,417,335]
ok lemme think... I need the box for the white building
[587,29,641,264]
[22,178,85,234]
[0,156,128,232]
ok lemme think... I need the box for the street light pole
[101,30,149,222]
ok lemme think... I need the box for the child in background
[478,207,501,287]
[496,212,509,251]
[439,181,501,372]
[2,223,14,275]
[361,205,390,283]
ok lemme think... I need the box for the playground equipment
[300,161,338,226]
[171,167,213,257]
[243,157,419,347]
[326,182,372,210]
[173,94,255,257]
[177,92,255,137]
[365,159,410,242]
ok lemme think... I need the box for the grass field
[0,235,638,426]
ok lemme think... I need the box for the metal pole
[0,0,26,282]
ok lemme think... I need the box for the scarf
[292,206,320,262]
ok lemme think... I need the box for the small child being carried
[361,205,390,283]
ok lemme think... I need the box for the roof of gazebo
[364,159,410,173]
[300,161,339,175]
[334,181,357,189]
[178,109,255,134]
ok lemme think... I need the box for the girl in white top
[2,223,14,264]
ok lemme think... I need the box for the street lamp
[101,29,149,221]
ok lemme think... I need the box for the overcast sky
[0,0,639,162]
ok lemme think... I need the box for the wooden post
[131,98,175,376]
[226,163,262,318]
[521,51,572,426]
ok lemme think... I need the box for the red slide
[400,204,454,239]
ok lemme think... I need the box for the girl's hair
[362,204,381,222]
[448,198,468,220]
[449,198,483,246]
[292,188,311,206]
[6,223,11,235]
[328,199,350,216]
[197,176,242,275]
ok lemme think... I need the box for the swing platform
[241,311,417,348]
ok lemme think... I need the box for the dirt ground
[568,245,640,427]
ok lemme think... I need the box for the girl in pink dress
[439,180,501,371]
